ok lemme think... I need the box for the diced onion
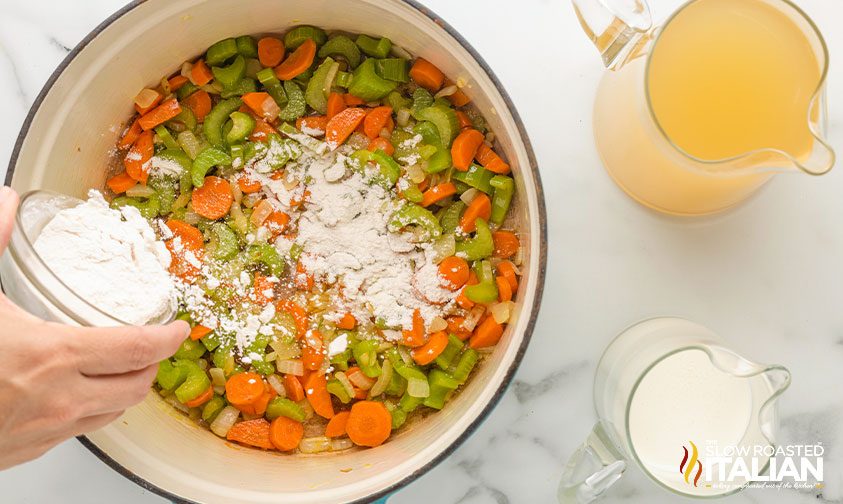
[429,316,448,333]
[196,359,209,371]
[463,305,486,332]
[513,246,524,267]
[282,176,300,191]
[460,188,479,205]
[429,234,455,265]
[335,372,355,398]
[231,182,243,204]
[390,45,412,60]
[267,374,287,397]
[164,395,189,413]
[434,85,458,99]
[348,370,375,390]
[265,351,277,362]
[134,88,160,110]
[209,367,226,388]
[369,359,393,397]
[299,399,315,420]
[485,131,496,144]
[396,108,411,127]
[243,193,261,208]
[490,301,515,324]
[406,163,425,184]
[126,184,156,198]
[379,127,391,139]
[188,407,202,421]
[201,82,223,95]
[183,210,201,225]
[276,358,304,376]
[229,204,248,235]
[397,347,413,365]
[213,385,225,396]
[407,377,430,398]
[180,61,193,79]
[172,192,190,211]
[210,406,240,437]
[331,437,354,451]
[299,436,332,454]
[250,199,273,227]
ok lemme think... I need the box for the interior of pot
[7,0,544,502]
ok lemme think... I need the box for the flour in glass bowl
[33,190,176,325]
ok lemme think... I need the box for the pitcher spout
[571,0,653,70]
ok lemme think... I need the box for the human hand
[0,187,190,470]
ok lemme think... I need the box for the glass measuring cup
[558,318,791,502]
[572,0,835,215]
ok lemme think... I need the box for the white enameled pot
[2,0,546,502]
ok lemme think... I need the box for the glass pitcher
[573,0,835,215]
[558,318,791,502]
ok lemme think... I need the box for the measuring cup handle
[558,420,627,503]
[571,0,653,70]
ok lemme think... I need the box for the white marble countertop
[0,0,842,502]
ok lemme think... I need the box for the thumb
[0,187,20,254]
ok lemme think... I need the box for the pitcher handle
[558,420,627,503]
[571,0,653,70]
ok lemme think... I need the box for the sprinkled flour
[33,190,176,325]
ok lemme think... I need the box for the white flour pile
[33,190,176,325]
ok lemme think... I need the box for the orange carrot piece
[135,90,162,115]
[191,176,233,220]
[409,58,445,92]
[276,300,309,339]
[237,174,262,193]
[182,90,212,123]
[258,37,286,67]
[123,130,154,183]
[274,39,316,80]
[305,372,335,419]
[189,324,213,341]
[246,386,276,417]
[302,330,324,371]
[496,276,513,302]
[264,211,290,238]
[411,331,449,366]
[191,59,214,86]
[337,313,357,330]
[242,92,281,121]
[294,261,314,291]
[226,418,274,450]
[451,129,485,171]
[475,143,510,174]
[363,106,393,140]
[283,373,306,402]
[139,98,182,130]
[325,411,351,438]
[497,260,518,291]
[438,256,470,291]
[118,118,143,149]
[165,219,204,280]
[447,316,472,341]
[346,401,392,447]
[459,193,492,233]
[420,182,457,208]
[250,119,278,141]
[168,75,189,92]
[326,92,347,120]
[296,115,329,134]
[456,110,473,129]
[343,93,365,106]
[469,316,504,349]
[402,308,425,348]
[367,137,394,156]
[226,372,265,408]
[184,385,214,408]
[492,231,520,258]
[456,271,478,310]
[448,88,471,107]
[106,171,137,194]
[325,107,367,148]
[252,272,275,306]
[269,416,303,451]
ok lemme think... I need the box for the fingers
[0,186,19,254]
[68,411,124,437]
[70,320,190,376]
[79,364,158,416]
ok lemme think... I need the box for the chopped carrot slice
[283,373,305,402]
[456,271,478,310]
[469,316,504,349]
[106,171,137,194]
[269,416,303,451]
[182,90,212,123]
[164,219,204,280]
[237,174,262,193]
[447,316,472,341]
[451,129,485,171]
[191,59,214,86]
[456,110,473,129]
[367,137,394,156]
[346,401,392,447]
[250,119,278,141]
[252,272,275,305]
[225,372,265,409]
[276,300,309,339]
[420,182,457,208]
[402,308,426,348]
[189,324,213,341]
[168,75,189,92]
[139,98,182,130]
[305,372,335,419]
[184,385,214,408]
[294,261,314,291]
[497,260,519,291]
[264,211,290,238]
[438,256,469,291]
[242,92,281,121]
[118,118,143,149]
[134,89,162,115]
[325,411,351,438]
[258,37,286,67]
[325,107,367,149]
[343,93,365,106]
[296,115,329,135]
[409,58,445,92]
[123,130,154,183]
[363,106,393,140]
[411,331,449,365]
[496,276,513,302]
[191,176,234,220]
[326,92,347,119]
[337,313,357,330]
[492,231,520,258]
[475,143,510,174]
[274,39,316,80]
[459,193,492,233]
[226,418,274,449]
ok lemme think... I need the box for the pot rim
[5,1,548,502]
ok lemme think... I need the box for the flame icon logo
[679,441,703,487]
